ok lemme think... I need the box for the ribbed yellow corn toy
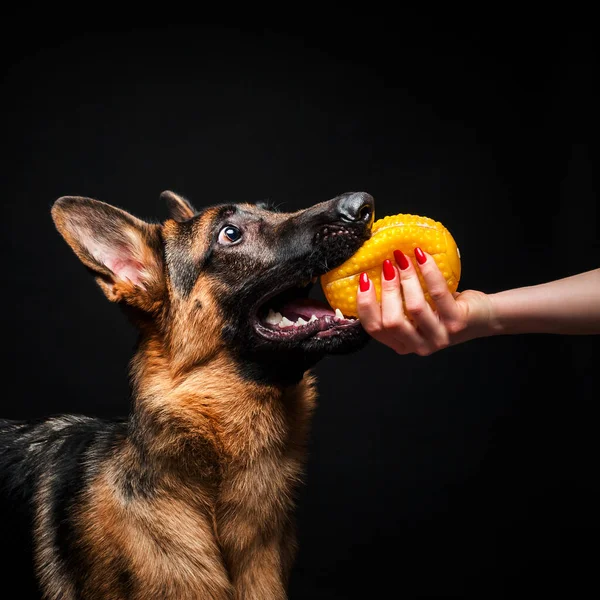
[321,213,461,317]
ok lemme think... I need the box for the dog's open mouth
[253,278,360,342]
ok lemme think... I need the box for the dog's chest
[221,414,302,517]
[215,447,302,568]
[215,387,312,550]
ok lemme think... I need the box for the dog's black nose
[337,192,374,223]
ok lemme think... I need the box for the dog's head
[52,191,374,383]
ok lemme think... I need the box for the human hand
[356,248,493,355]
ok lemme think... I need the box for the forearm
[486,268,600,336]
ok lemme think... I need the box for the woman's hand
[356,248,493,355]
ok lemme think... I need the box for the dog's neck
[126,334,316,471]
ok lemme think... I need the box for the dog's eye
[218,225,243,245]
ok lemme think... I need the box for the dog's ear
[161,190,197,222]
[52,196,165,313]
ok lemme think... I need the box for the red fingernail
[359,272,370,292]
[415,247,427,265]
[382,259,395,281]
[393,249,410,270]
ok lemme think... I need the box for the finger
[394,249,448,348]
[356,272,383,337]
[379,259,424,349]
[414,247,462,324]
[357,270,413,353]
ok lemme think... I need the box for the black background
[2,22,598,599]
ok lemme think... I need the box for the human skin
[356,249,600,356]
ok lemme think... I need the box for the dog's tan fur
[0,190,372,599]
[34,360,316,599]
[29,193,318,599]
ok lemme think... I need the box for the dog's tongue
[280,298,336,321]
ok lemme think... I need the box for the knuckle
[364,321,383,335]
[381,314,402,330]
[381,279,399,292]
[428,286,447,302]
[401,271,418,283]
[446,319,466,335]
[435,336,450,350]
[405,301,425,317]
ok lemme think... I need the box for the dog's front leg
[218,504,288,600]
[227,537,287,600]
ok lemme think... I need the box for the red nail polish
[415,247,427,265]
[382,259,395,281]
[359,272,370,292]
[393,249,410,270]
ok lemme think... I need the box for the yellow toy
[321,213,461,317]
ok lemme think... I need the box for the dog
[0,190,374,599]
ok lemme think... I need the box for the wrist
[485,286,542,336]
[486,293,506,336]
[449,290,498,345]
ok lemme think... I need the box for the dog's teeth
[295,317,307,326]
[265,310,283,325]
[309,315,318,322]
[268,311,284,325]
[335,308,344,320]
[279,317,294,328]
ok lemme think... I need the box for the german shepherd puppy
[0,190,374,599]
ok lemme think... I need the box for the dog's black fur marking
[254,201,281,212]
[1,191,375,599]
[50,423,101,596]
[167,204,239,297]
[0,417,131,598]
[166,217,200,296]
